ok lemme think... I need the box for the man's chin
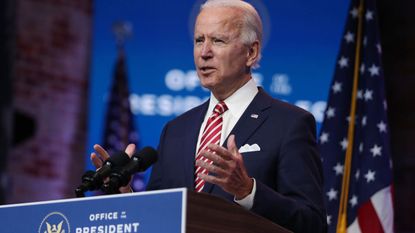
[199,77,216,89]
[200,83,214,92]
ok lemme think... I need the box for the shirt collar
[207,78,258,117]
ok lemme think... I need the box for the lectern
[0,188,291,233]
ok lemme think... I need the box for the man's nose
[201,42,213,59]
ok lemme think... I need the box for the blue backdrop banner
[87,0,350,180]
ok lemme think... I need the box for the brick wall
[6,0,92,203]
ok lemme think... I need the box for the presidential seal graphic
[39,212,70,233]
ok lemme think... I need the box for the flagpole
[336,0,365,232]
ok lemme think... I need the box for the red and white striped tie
[194,101,228,192]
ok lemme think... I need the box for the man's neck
[212,76,252,101]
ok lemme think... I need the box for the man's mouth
[199,66,215,74]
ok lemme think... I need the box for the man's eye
[213,39,225,44]
[195,38,204,44]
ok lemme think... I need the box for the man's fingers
[197,135,252,197]
[206,144,233,161]
[90,152,103,169]
[93,144,110,160]
[206,135,239,161]
[196,159,227,177]
[91,143,136,171]
[227,134,239,156]
[197,172,224,187]
[124,144,136,157]
[201,150,226,167]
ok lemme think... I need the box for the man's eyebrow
[193,32,233,41]
[205,33,231,40]
[212,34,228,38]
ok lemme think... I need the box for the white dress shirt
[195,78,258,209]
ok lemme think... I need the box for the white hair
[200,0,263,68]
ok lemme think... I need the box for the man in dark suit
[92,0,326,232]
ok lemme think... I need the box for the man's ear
[246,41,260,67]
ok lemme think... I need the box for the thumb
[227,134,239,156]
[125,144,136,157]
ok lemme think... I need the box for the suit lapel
[204,88,272,193]
[183,100,209,190]
[226,89,272,149]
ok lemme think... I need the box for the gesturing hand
[90,143,136,193]
[196,134,253,199]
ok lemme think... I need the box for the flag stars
[359,143,364,153]
[346,115,359,123]
[327,188,338,201]
[327,215,332,225]
[333,163,344,175]
[376,43,382,54]
[326,107,336,119]
[370,144,382,157]
[320,4,393,215]
[338,56,349,68]
[344,31,355,43]
[364,89,373,101]
[377,121,387,133]
[355,169,360,180]
[332,81,342,93]
[368,64,380,76]
[340,138,348,150]
[360,64,365,74]
[349,195,358,207]
[320,132,329,144]
[350,7,359,18]
[361,116,367,126]
[357,89,363,99]
[366,10,374,21]
[364,170,376,183]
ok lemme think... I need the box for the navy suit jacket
[147,88,327,233]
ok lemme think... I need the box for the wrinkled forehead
[194,7,243,35]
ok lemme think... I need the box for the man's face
[194,7,251,99]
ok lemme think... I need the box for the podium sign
[0,188,187,233]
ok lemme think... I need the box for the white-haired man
[92,1,326,232]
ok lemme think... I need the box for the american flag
[102,49,146,191]
[318,0,394,232]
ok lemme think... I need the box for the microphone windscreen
[134,147,158,171]
[107,151,131,167]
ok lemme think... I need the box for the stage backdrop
[87,0,350,185]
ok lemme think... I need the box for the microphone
[75,170,95,197]
[106,147,158,194]
[75,151,130,197]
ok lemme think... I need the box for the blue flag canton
[318,0,393,229]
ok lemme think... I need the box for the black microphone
[106,147,158,194]
[75,170,95,197]
[75,151,130,197]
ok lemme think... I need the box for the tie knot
[213,101,228,115]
